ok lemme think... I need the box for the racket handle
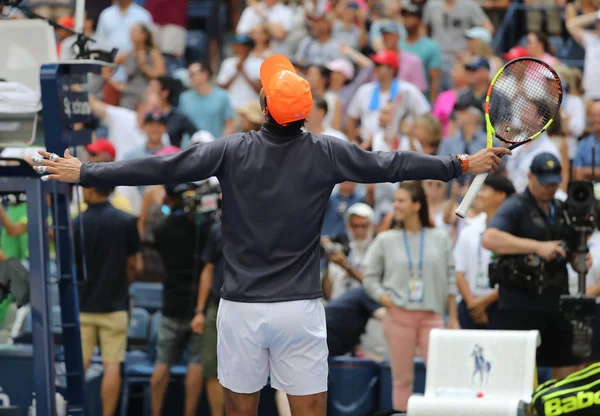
[455,173,489,219]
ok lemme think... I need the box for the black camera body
[182,180,222,222]
[559,180,600,358]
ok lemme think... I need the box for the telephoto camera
[182,179,222,223]
[560,180,600,358]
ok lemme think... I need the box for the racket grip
[455,173,489,219]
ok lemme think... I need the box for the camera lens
[571,185,590,203]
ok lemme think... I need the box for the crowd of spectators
[4,0,600,413]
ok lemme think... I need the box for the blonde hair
[555,64,585,96]
[413,115,443,146]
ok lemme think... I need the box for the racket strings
[488,59,561,143]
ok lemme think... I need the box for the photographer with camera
[149,183,212,416]
[322,202,375,300]
[483,153,592,379]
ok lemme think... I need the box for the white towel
[0,81,42,114]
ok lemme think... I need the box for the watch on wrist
[457,154,469,174]
[195,308,205,315]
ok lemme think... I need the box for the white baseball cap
[465,27,492,45]
[325,59,355,81]
[344,202,375,223]
[190,130,216,145]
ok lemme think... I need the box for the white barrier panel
[0,19,57,93]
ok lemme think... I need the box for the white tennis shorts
[217,298,329,395]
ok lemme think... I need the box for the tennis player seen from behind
[34,54,510,416]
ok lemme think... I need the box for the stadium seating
[15,304,63,344]
[328,356,380,416]
[119,311,188,416]
[129,282,163,313]
[128,307,151,351]
[378,357,426,411]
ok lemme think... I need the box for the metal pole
[74,0,85,34]
[27,178,56,416]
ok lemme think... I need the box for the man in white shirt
[95,0,153,53]
[236,0,293,56]
[566,11,600,100]
[454,174,515,329]
[88,93,170,161]
[217,35,263,110]
[305,96,348,141]
[323,203,375,301]
[346,50,430,144]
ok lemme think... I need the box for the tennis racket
[455,57,563,218]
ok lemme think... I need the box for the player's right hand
[536,240,567,261]
[467,147,512,174]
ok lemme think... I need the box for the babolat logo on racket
[544,391,600,415]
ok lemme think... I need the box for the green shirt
[401,37,443,100]
[0,204,28,261]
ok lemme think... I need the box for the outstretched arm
[33,138,234,186]
[328,138,510,184]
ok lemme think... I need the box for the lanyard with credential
[402,228,424,280]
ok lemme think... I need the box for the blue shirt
[322,191,364,240]
[573,134,600,168]
[80,127,463,303]
[437,130,488,157]
[178,87,234,138]
[326,287,381,356]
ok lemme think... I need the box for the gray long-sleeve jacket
[80,126,463,303]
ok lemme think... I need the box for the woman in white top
[363,181,459,412]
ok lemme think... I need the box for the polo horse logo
[471,344,491,387]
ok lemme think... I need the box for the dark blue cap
[530,152,562,185]
[144,112,168,124]
[346,1,360,9]
[234,34,255,47]
[165,183,190,196]
[401,3,423,18]
[465,56,490,71]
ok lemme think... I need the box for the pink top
[157,146,181,155]
[432,89,457,138]
[541,53,559,67]
[397,50,427,93]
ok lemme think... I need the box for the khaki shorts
[80,311,128,363]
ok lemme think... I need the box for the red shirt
[145,0,188,27]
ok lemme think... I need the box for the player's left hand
[32,149,82,183]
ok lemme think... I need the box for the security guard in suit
[483,153,589,380]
